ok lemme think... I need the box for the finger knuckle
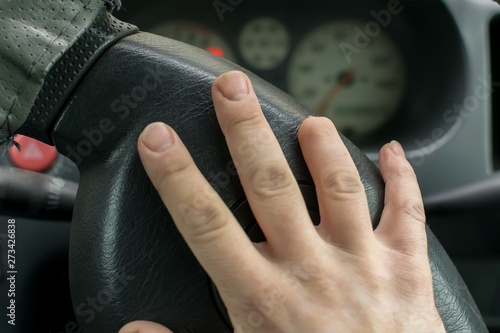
[321,170,364,200]
[178,191,230,240]
[235,129,272,164]
[250,162,296,199]
[392,160,417,180]
[292,258,324,284]
[232,275,283,309]
[399,198,426,224]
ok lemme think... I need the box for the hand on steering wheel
[119,71,445,333]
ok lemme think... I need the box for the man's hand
[120,71,445,332]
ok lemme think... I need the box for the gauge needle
[315,66,358,116]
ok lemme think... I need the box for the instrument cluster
[117,0,466,146]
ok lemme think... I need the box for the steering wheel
[43,14,487,333]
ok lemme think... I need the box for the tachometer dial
[288,20,405,136]
[149,21,236,62]
[239,17,290,70]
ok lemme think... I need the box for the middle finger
[212,71,319,257]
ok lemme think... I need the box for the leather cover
[51,33,487,332]
[0,0,117,140]
[18,10,138,144]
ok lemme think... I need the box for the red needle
[315,66,358,116]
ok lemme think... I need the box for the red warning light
[206,46,224,57]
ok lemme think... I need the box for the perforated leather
[0,0,111,139]
[18,11,137,144]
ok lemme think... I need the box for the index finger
[137,122,264,294]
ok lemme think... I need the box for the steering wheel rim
[49,32,487,333]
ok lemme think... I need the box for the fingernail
[389,140,405,157]
[217,71,250,101]
[142,122,174,153]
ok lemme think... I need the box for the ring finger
[298,117,375,252]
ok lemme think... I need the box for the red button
[8,135,58,172]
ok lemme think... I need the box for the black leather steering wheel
[50,29,487,333]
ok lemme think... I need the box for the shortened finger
[138,122,264,292]
[376,141,427,255]
[298,117,375,251]
[212,71,319,256]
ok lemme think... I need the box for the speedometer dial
[288,20,405,136]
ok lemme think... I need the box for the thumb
[119,320,173,333]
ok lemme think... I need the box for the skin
[120,71,446,333]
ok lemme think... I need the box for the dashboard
[114,0,500,198]
[116,0,467,154]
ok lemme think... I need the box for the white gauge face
[288,20,406,136]
[239,17,290,70]
[149,21,236,62]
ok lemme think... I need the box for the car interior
[0,0,499,332]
